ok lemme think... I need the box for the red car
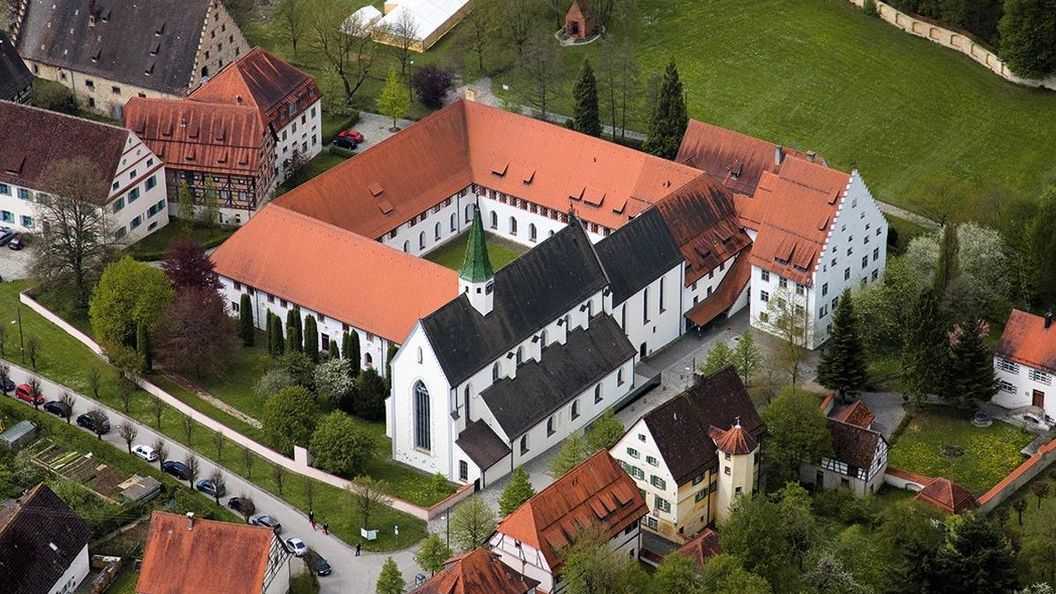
[337,129,364,143]
[15,383,43,405]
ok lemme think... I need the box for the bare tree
[151,397,164,429]
[60,392,75,423]
[598,37,639,143]
[25,335,39,371]
[461,0,493,73]
[385,9,419,76]
[118,421,138,453]
[185,454,200,488]
[118,377,135,413]
[304,478,315,509]
[243,447,255,479]
[208,468,225,505]
[763,288,813,387]
[0,364,10,396]
[274,0,307,57]
[308,2,380,102]
[499,0,537,58]
[348,476,391,530]
[520,33,562,120]
[212,429,225,460]
[86,366,101,399]
[181,413,194,446]
[236,492,255,523]
[0,324,6,357]
[272,464,286,495]
[88,407,106,439]
[152,437,167,470]
[32,157,116,308]
[27,378,42,411]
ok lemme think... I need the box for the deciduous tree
[274,0,307,57]
[314,358,355,405]
[414,533,453,576]
[378,69,410,131]
[550,433,588,477]
[520,32,562,120]
[185,453,200,488]
[1020,505,1056,585]
[450,496,495,552]
[763,288,812,386]
[1025,185,1056,308]
[385,9,419,76]
[155,287,238,378]
[719,494,797,589]
[560,525,649,594]
[934,512,1016,593]
[262,386,319,456]
[998,0,1056,79]
[307,1,379,102]
[733,331,761,386]
[585,408,624,452]
[411,65,453,108]
[761,387,832,483]
[376,557,405,594]
[348,475,391,529]
[90,256,174,348]
[700,341,734,376]
[118,421,137,453]
[309,411,374,476]
[597,37,638,144]
[161,239,220,291]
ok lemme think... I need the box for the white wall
[994,356,1055,421]
[46,543,89,594]
[389,323,454,477]
[613,265,683,360]
[379,190,471,255]
[611,421,680,526]
[275,99,323,182]
[682,255,735,314]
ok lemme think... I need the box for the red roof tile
[712,423,757,455]
[914,478,978,515]
[684,248,752,327]
[137,511,276,594]
[210,204,458,343]
[673,528,722,571]
[411,548,538,594]
[996,309,1056,373]
[496,451,647,572]
[830,400,876,429]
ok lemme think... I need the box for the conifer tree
[303,314,319,362]
[901,289,947,403]
[933,223,960,300]
[376,557,406,594]
[239,293,254,346]
[643,60,688,159]
[266,312,276,356]
[347,331,362,377]
[571,59,602,137]
[136,320,152,372]
[328,340,339,359]
[943,319,999,409]
[286,308,303,353]
[816,289,868,402]
[499,467,536,516]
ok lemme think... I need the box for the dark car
[1,377,16,394]
[250,514,282,534]
[15,383,44,405]
[333,136,358,150]
[195,479,226,498]
[7,233,25,250]
[0,228,14,247]
[76,411,110,434]
[43,400,71,418]
[308,550,332,576]
[227,496,256,516]
[162,460,191,480]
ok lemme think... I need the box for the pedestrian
[355,543,361,556]
[394,525,399,538]
[323,522,329,535]
[308,509,316,530]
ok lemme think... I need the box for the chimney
[774,145,783,166]
[806,151,817,163]
[186,512,195,530]
[1046,311,1053,329]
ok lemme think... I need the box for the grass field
[275,151,352,198]
[425,232,526,271]
[887,406,1033,495]
[126,222,237,262]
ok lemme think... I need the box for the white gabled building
[0,101,169,242]
[993,309,1056,423]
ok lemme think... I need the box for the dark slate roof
[482,315,635,439]
[15,0,211,94]
[827,419,883,470]
[642,366,763,484]
[456,420,511,471]
[0,32,31,102]
[594,208,682,305]
[0,101,128,205]
[421,219,609,386]
[0,484,92,594]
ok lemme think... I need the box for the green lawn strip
[146,373,267,442]
[184,339,272,421]
[291,573,321,594]
[126,222,237,262]
[887,406,1033,495]
[104,568,139,594]
[425,232,525,271]
[275,151,352,198]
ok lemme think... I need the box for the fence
[846,0,1056,91]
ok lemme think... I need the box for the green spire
[460,207,494,283]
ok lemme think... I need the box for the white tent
[345,5,383,33]
[376,0,470,47]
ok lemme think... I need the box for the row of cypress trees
[239,300,365,367]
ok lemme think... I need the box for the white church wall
[615,265,683,360]
[389,323,455,477]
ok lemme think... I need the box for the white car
[131,444,158,462]
[285,537,308,558]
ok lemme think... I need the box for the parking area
[0,244,32,280]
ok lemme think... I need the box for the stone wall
[978,437,1056,512]
[847,0,1056,91]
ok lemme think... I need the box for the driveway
[347,111,415,153]
[0,245,32,280]
[1,359,420,594]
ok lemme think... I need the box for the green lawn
[126,222,237,262]
[276,151,352,198]
[425,232,525,271]
[887,406,1033,495]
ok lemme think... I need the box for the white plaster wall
[490,535,555,593]
[46,543,89,594]
[274,99,323,182]
[615,265,683,359]
[994,356,1055,420]
[379,190,470,255]
[611,421,680,525]
[682,255,735,313]
[389,323,454,477]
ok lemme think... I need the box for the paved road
[1,359,419,594]
[0,245,32,280]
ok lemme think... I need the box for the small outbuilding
[564,0,596,39]
[0,420,37,452]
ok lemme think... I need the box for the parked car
[132,444,158,462]
[308,550,332,576]
[284,537,308,558]
[43,400,71,418]
[227,496,256,516]
[8,233,25,250]
[0,377,14,394]
[337,129,364,143]
[333,136,358,150]
[195,479,226,498]
[0,227,14,247]
[162,460,191,480]
[1022,412,1051,431]
[250,514,282,534]
[76,411,110,434]
[15,383,44,405]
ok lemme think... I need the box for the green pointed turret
[459,207,494,283]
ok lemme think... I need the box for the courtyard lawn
[275,151,352,198]
[425,232,525,271]
[887,406,1033,495]
[126,221,236,262]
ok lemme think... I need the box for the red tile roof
[711,423,758,455]
[496,451,647,572]
[830,400,876,429]
[673,528,722,571]
[210,204,458,343]
[996,309,1056,373]
[137,511,276,594]
[913,478,978,515]
[411,548,538,594]
[684,248,752,328]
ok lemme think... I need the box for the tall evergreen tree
[571,59,602,137]
[273,314,286,356]
[934,512,1017,593]
[643,60,688,159]
[136,320,152,372]
[816,289,868,402]
[347,331,362,376]
[303,314,319,362]
[943,319,998,409]
[901,289,948,403]
[498,467,535,516]
[286,307,303,353]
[933,223,960,299]
[998,0,1056,80]
[239,293,255,346]
[328,340,339,359]
[1026,185,1056,309]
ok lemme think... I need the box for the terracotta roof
[684,248,752,328]
[0,484,93,594]
[276,99,702,240]
[210,204,458,343]
[496,451,647,572]
[826,419,884,471]
[914,478,978,515]
[124,97,269,178]
[712,422,758,455]
[189,48,321,130]
[0,32,32,102]
[0,101,128,204]
[995,309,1056,373]
[411,548,538,594]
[830,400,876,429]
[673,528,722,571]
[734,158,851,286]
[137,511,277,594]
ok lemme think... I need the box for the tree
[876,501,949,592]
[560,525,649,594]
[719,494,797,588]
[60,392,75,423]
[415,533,453,576]
[376,557,405,594]
[26,378,42,411]
[856,258,927,359]
[700,341,734,376]
[643,60,688,159]
[160,239,220,291]
[571,60,602,137]
[185,454,200,488]
[309,411,374,476]
[802,552,866,594]
[386,9,419,76]
[935,512,1017,593]
[774,483,818,572]
[286,307,303,353]
[521,32,562,120]
[761,387,832,482]
[302,314,319,362]
[597,37,639,144]
[354,368,387,421]
[1032,480,1050,508]
[118,421,137,453]
[763,288,812,386]
[1020,505,1056,585]
[585,408,624,452]
[550,433,589,477]
[118,377,135,413]
[498,467,536,516]
[461,0,492,73]
[90,256,174,348]
[155,287,239,378]
[208,468,225,505]
[450,496,496,552]
[200,177,219,225]
[816,289,868,402]
[0,364,9,396]
[732,331,761,386]
[136,321,152,372]
[653,553,701,592]
[273,464,286,495]
[901,289,949,403]
[348,476,391,529]
[327,340,339,359]
[181,413,194,446]
[411,66,454,108]
[942,319,998,409]
[270,313,286,357]
[212,429,224,460]
[279,352,315,389]
[932,223,961,299]
[261,386,319,456]
[87,407,106,439]
[1025,185,1056,308]
[998,0,1056,80]
[150,396,164,428]
[235,493,255,523]
[255,369,295,399]
[25,335,39,371]
[377,69,410,131]
[1013,497,1028,524]
[307,1,379,102]
[32,158,116,308]
[304,479,315,510]
[274,0,307,57]
[345,331,361,376]
[315,358,355,404]
[243,447,254,479]
[85,365,101,399]
[152,438,167,470]
[177,180,196,224]
[697,554,772,594]
[497,0,536,58]
[239,294,254,347]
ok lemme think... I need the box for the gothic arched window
[414,381,430,450]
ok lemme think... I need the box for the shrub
[864,0,878,17]
[411,66,453,108]
[309,412,374,476]
[32,82,79,114]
